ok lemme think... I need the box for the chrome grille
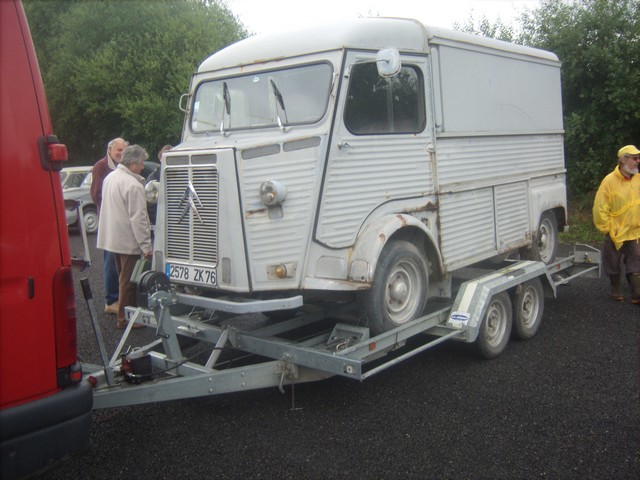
[165,166,218,264]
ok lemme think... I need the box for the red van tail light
[38,135,68,171]
[52,266,80,386]
[47,142,68,162]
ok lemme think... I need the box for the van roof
[199,17,559,73]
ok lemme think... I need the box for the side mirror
[376,47,401,77]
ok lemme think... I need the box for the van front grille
[165,166,218,264]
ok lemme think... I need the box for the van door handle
[337,141,351,150]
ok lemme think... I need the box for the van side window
[344,63,425,135]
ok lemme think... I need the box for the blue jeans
[103,250,119,305]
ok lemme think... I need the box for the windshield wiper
[270,79,289,129]
[220,81,230,134]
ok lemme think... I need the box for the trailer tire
[360,240,428,336]
[520,212,558,265]
[512,277,544,340]
[475,291,512,359]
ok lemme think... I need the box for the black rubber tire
[359,240,428,336]
[475,291,512,359]
[512,277,544,340]
[520,212,558,265]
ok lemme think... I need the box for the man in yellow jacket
[593,145,640,303]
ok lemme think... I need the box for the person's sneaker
[104,303,119,314]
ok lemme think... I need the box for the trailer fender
[348,214,442,284]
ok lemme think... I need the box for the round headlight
[145,180,160,204]
[260,179,287,206]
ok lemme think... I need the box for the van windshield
[191,63,333,133]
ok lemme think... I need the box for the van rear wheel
[360,240,428,336]
[520,212,558,264]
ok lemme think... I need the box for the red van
[0,1,92,478]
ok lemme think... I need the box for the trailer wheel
[520,212,558,265]
[476,291,512,359]
[512,277,544,340]
[360,240,428,336]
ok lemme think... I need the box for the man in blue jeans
[91,137,128,313]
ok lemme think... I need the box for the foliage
[23,0,248,162]
[453,15,515,42]
[559,194,602,246]
[520,0,640,195]
[457,0,640,196]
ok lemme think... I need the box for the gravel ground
[37,233,639,479]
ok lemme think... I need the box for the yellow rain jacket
[593,166,640,250]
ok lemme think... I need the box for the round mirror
[376,47,401,77]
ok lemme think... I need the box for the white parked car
[61,166,98,234]
[61,162,161,234]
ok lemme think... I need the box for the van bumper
[0,381,93,480]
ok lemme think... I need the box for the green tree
[454,15,515,42]
[24,0,248,162]
[519,0,640,195]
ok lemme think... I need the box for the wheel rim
[537,218,555,263]
[84,212,98,233]
[519,285,540,329]
[484,299,508,347]
[384,259,423,324]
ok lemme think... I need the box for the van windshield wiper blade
[220,81,230,133]
[270,79,288,128]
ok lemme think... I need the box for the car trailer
[81,245,600,410]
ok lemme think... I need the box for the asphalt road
[38,232,639,479]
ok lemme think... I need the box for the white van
[151,18,567,334]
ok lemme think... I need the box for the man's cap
[617,145,640,158]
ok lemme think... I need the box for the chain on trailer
[80,244,600,410]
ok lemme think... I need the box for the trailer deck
[82,245,600,409]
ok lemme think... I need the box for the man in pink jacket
[97,145,152,328]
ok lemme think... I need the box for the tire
[475,291,512,359]
[82,207,99,234]
[520,212,558,265]
[359,240,428,336]
[512,277,544,340]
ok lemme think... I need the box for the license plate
[166,263,217,286]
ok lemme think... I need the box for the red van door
[0,1,92,478]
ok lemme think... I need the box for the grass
[559,194,602,246]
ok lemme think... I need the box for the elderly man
[97,145,152,329]
[593,145,640,304]
[91,137,128,314]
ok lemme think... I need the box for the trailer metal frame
[82,245,600,409]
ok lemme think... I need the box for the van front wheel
[360,240,428,336]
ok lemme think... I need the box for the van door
[316,51,435,249]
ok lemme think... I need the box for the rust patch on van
[401,201,438,214]
[396,214,408,226]
[378,233,386,243]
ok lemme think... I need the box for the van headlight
[260,179,287,206]
[145,181,160,204]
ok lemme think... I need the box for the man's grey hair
[120,145,149,167]
[107,137,128,152]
